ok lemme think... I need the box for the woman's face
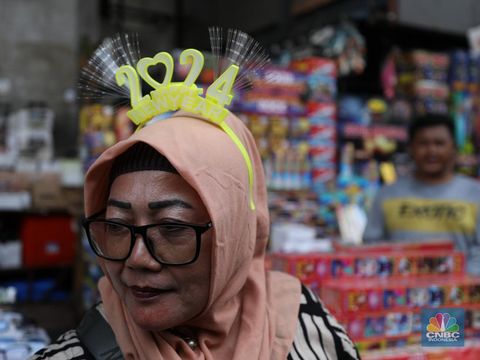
[104,170,213,331]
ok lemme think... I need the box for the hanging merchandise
[449,49,480,176]
[336,94,407,206]
[379,47,480,176]
[381,50,398,100]
[391,50,450,116]
[308,21,366,76]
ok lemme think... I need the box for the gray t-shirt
[363,174,480,273]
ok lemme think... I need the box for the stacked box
[271,249,464,285]
[271,240,480,352]
[362,339,480,359]
[291,58,338,195]
[233,67,311,192]
[333,239,455,253]
[320,275,480,318]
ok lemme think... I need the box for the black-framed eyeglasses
[82,218,213,266]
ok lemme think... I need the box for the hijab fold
[85,112,301,359]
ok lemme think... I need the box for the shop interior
[2,0,480,358]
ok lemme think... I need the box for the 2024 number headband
[80,29,271,210]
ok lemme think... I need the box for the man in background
[363,114,480,274]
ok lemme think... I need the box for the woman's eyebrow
[148,199,193,210]
[107,199,132,209]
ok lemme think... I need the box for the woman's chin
[130,308,175,331]
[125,298,178,331]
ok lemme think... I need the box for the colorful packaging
[320,275,479,317]
[270,248,464,283]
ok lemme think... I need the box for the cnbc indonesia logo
[422,309,464,347]
[427,313,460,340]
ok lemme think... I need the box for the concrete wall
[182,0,285,48]
[199,0,283,31]
[100,0,175,53]
[397,0,480,34]
[0,0,78,105]
[0,0,80,156]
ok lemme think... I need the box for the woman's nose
[125,233,162,270]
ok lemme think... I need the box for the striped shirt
[288,285,360,360]
[30,285,360,360]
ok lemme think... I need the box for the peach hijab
[84,112,301,359]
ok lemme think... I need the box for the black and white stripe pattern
[30,286,360,359]
[287,285,360,360]
[28,330,89,360]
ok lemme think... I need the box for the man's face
[409,125,456,179]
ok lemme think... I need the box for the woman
[31,111,360,359]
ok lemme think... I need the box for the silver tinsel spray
[78,33,141,101]
[208,27,270,91]
[79,29,269,102]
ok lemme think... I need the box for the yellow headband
[114,48,256,210]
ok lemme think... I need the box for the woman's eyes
[105,216,130,223]
[162,225,187,233]
[106,223,128,233]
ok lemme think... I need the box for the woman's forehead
[110,171,195,197]
[108,171,208,213]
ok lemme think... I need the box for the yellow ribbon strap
[219,121,256,210]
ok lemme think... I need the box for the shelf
[0,208,82,216]
[353,328,480,344]
[0,265,73,277]
[335,303,480,320]
[340,123,408,141]
[0,192,30,211]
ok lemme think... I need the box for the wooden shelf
[0,264,73,277]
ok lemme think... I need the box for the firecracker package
[293,58,338,195]
[320,275,480,351]
[361,339,480,359]
[290,57,337,102]
[320,275,480,317]
[271,240,480,353]
[333,239,455,253]
[233,60,339,195]
[271,249,464,285]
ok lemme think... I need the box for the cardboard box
[0,171,33,192]
[62,187,84,216]
[31,173,66,211]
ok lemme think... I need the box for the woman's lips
[129,286,173,300]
